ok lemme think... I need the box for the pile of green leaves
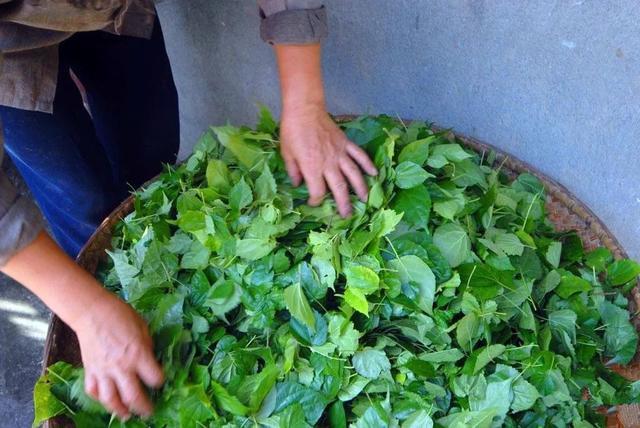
[34,111,640,428]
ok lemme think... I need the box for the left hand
[280,104,378,217]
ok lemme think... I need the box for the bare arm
[275,44,377,217]
[1,232,163,419]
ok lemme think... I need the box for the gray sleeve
[258,0,328,45]
[0,118,45,267]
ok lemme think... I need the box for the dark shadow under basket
[42,117,640,427]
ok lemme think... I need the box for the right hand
[74,293,163,420]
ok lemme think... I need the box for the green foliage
[34,113,639,427]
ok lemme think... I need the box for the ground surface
[0,159,51,428]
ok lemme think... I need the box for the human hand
[73,293,163,420]
[280,104,377,217]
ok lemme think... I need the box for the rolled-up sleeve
[0,119,44,266]
[258,0,327,45]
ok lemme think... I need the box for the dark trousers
[0,19,179,257]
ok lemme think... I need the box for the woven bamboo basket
[42,119,640,427]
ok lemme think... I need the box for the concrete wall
[156,0,640,259]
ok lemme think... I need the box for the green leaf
[555,271,592,298]
[513,247,544,280]
[177,210,207,232]
[367,181,385,209]
[206,159,231,193]
[177,385,216,428]
[338,376,370,401]
[433,223,472,267]
[398,137,432,166]
[388,255,436,313]
[428,144,473,168]
[210,381,250,416]
[328,314,361,356]
[370,208,404,237]
[494,233,525,257]
[229,177,253,211]
[106,250,139,287]
[32,364,70,428]
[549,309,577,355]
[235,238,274,260]
[212,125,265,169]
[395,161,433,189]
[599,301,639,365]
[257,104,277,134]
[236,364,279,412]
[354,406,388,428]
[451,159,487,189]
[402,410,433,428]
[344,287,369,316]
[344,265,380,295]
[468,371,513,426]
[420,348,464,363]
[191,315,209,334]
[256,164,277,202]
[457,312,480,353]
[352,348,391,379]
[391,185,431,228]
[459,263,514,301]
[473,344,506,374]
[514,173,544,194]
[150,293,184,331]
[274,381,327,425]
[328,401,347,428]
[585,247,613,272]
[545,241,562,268]
[433,193,466,220]
[511,379,540,412]
[278,403,310,428]
[439,406,496,425]
[181,239,211,270]
[607,259,640,286]
[404,358,436,378]
[205,280,242,317]
[284,283,316,331]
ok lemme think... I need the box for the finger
[346,143,378,176]
[324,168,352,218]
[281,150,302,187]
[113,370,153,418]
[136,349,164,388]
[339,157,369,202]
[84,372,99,401]
[302,169,327,206]
[98,376,130,419]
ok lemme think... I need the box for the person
[0,0,377,420]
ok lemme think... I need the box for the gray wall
[156,0,640,260]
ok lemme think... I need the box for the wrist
[66,284,117,333]
[274,44,326,116]
[282,99,326,118]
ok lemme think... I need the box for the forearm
[274,44,326,113]
[1,231,113,330]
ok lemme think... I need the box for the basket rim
[40,114,639,427]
